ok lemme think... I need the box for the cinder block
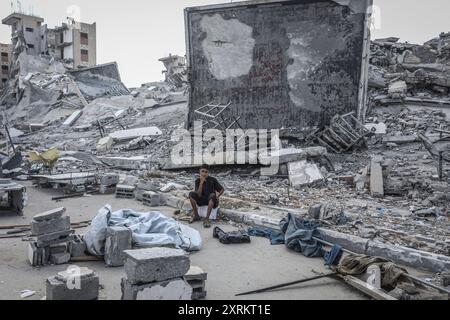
[116,185,135,199]
[46,268,99,300]
[124,248,190,285]
[31,216,71,236]
[121,278,192,300]
[49,252,71,265]
[99,174,119,186]
[28,243,50,266]
[69,235,86,257]
[33,207,66,222]
[105,227,132,267]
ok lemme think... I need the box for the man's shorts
[189,192,219,209]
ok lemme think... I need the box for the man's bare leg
[203,199,214,228]
[189,197,201,223]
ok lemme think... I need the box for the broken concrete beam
[62,110,83,127]
[104,227,132,267]
[184,266,207,282]
[46,267,99,300]
[121,278,192,300]
[96,136,113,153]
[259,147,327,165]
[69,235,86,258]
[124,248,190,285]
[288,160,324,188]
[33,207,66,222]
[31,216,71,236]
[370,159,384,197]
[98,156,148,170]
[383,135,418,145]
[109,127,162,142]
[99,174,119,186]
[115,185,135,199]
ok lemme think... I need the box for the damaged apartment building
[1,11,96,79]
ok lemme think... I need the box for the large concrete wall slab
[185,0,371,130]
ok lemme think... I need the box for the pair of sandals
[190,215,211,228]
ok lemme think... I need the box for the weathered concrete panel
[185,0,371,130]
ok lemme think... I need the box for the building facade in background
[1,13,97,74]
[0,42,12,90]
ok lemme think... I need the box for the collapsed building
[0,0,449,301]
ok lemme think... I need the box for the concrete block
[105,227,132,267]
[142,191,163,207]
[46,269,99,300]
[187,280,205,290]
[69,235,86,257]
[184,266,207,281]
[99,185,116,194]
[192,290,207,300]
[135,181,159,201]
[121,278,192,300]
[33,207,66,222]
[50,253,71,265]
[124,248,190,284]
[99,174,119,186]
[288,160,324,188]
[49,243,69,255]
[31,216,71,236]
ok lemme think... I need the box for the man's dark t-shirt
[195,177,224,197]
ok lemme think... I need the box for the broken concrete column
[46,267,99,300]
[124,248,190,285]
[370,158,384,197]
[104,227,132,267]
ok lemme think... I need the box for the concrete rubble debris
[28,207,74,266]
[104,227,132,267]
[46,267,99,300]
[96,136,113,153]
[121,248,192,300]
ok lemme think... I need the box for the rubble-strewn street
[0,0,449,302]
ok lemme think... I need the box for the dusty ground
[0,182,366,300]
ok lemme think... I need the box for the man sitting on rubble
[189,164,225,228]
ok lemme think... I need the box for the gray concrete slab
[0,182,367,300]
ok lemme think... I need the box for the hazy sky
[1,0,450,87]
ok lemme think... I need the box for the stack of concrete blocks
[104,226,132,267]
[121,248,193,300]
[116,184,136,199]
[135,180,159,201]
[142,191,167,207]
[184,266,208,300]
[28,208,74,267]
[46,267,99,300]
[99,174,119,195]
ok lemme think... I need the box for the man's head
[199,164,210,178]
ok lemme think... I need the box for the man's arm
[213,178,225,198]
[196,177,205,197]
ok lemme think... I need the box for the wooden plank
[342,275,397,300]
